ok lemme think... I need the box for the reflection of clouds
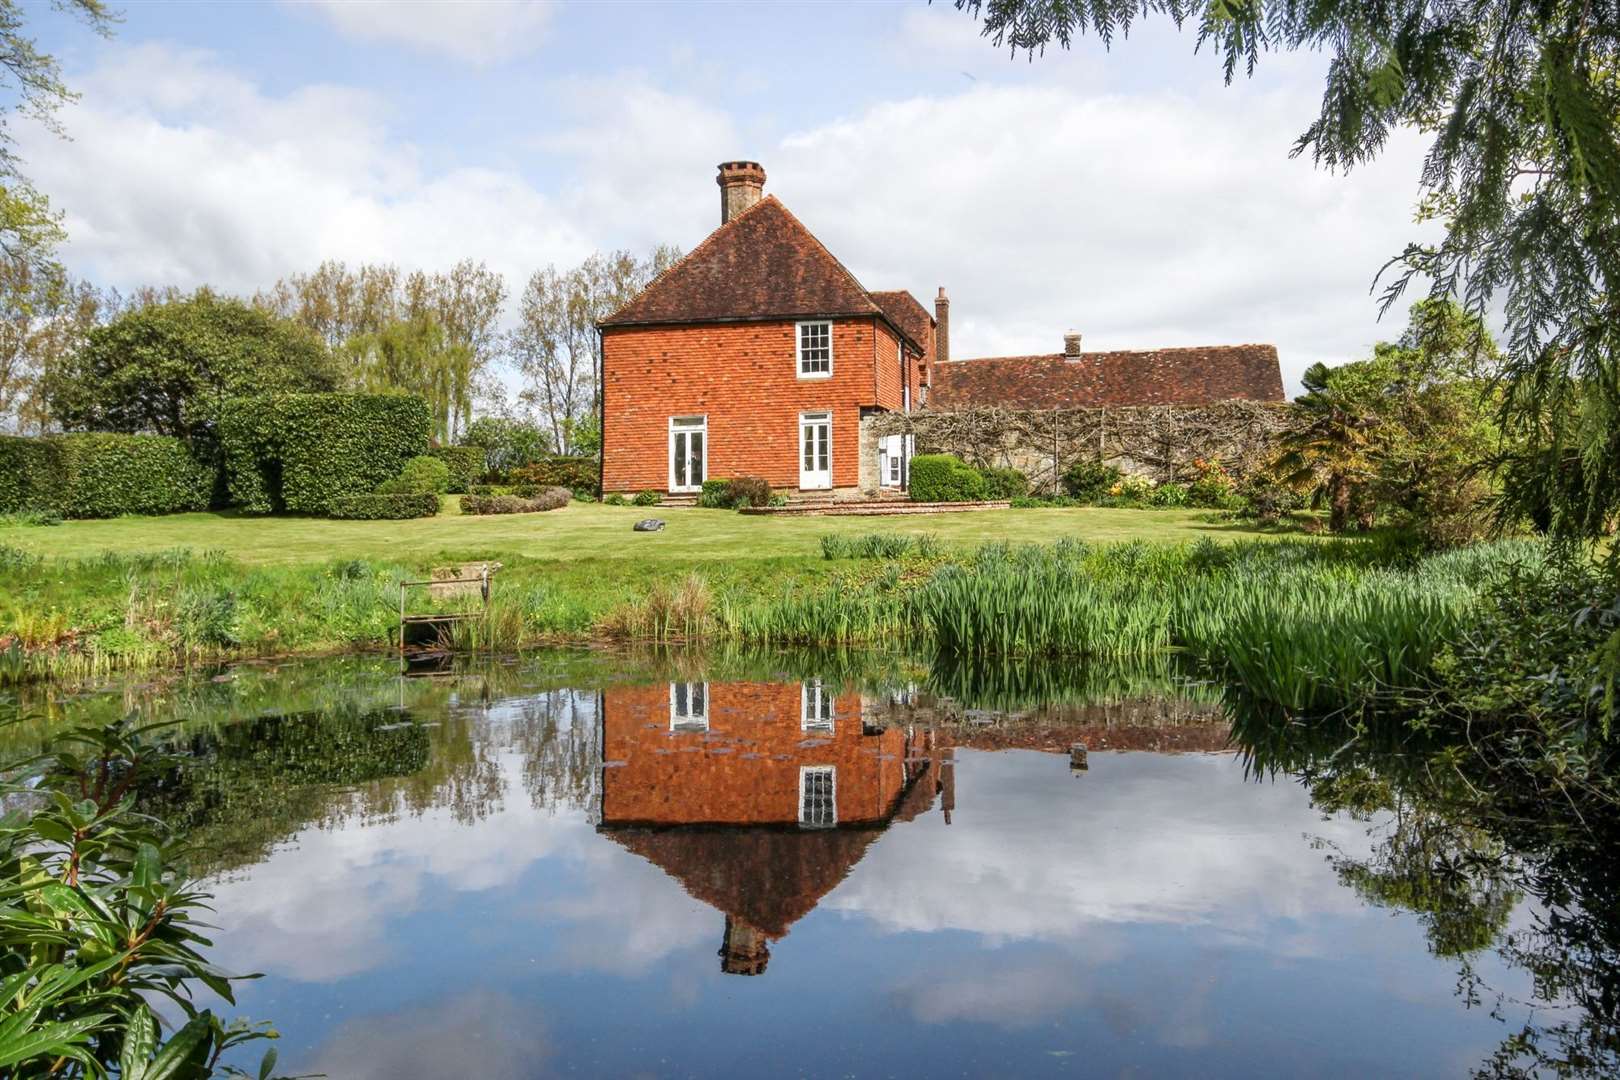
[303,990,548,1080]
[889,957,1092,1028]
[832,751,1374,941]
[207,746,715,983]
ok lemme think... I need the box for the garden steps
[738,500,1011,517]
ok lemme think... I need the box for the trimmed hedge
[428,445,483,493]
[511,456,599,497]
[459,486,570,515]
[0,433,210,518]
[909,454,988,502]
[220,393,431,516]
[0,436,62,513]
[327,493,440,520]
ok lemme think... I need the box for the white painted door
[669,416,705,493]
[799,412,831,490]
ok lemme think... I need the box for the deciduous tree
[511,246,678,455]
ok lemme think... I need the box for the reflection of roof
[605,758,944,938]
[606,825,883,938]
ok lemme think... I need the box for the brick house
[599,162,1284,498]
[597,679,952,975]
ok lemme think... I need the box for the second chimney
[717,161,766,224]
[935,287,950,365]
[1064,330,1083,359]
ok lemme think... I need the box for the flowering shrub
[1106,473,1156,502]
[1186,458,1238,508]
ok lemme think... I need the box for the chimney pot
[1064,330,1083,359]
[717,161,766,224]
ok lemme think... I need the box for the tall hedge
[0,434,210,517]
[428,445,483,494]
[220,393,431,515]
[0,436,64,513]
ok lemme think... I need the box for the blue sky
[27,1,1437,393]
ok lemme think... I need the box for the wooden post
[1070,741,1089,771]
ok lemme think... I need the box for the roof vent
[717,161,766,225]
[1063,330,1083,359]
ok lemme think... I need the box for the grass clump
[820,532,941,560]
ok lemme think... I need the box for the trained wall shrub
[428,446,482,493]
[0,433,210,518]
[909,454,988,502]
[511,456,599,498]
[220,393,431,516]
[327,493,440,519]
[459,486,570,515]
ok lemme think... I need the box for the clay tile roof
[869,290,934,352]
[930,345,1285,408]
[600,196,885,329]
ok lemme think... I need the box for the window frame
[796,320,833,380]
[798,765,837,829]
[669,680,709,731]
[668,415,707,494]
[800,680,835,733]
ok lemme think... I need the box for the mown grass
[0,500,1278,565]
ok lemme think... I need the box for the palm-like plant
[1273,361,1385,532]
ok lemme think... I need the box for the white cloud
[292,0,557,66]
[25,43,590,302]
[765,82,1435,393]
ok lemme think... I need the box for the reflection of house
[597,680,952,975]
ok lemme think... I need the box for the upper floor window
[797,321,832,378]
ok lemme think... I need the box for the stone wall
[864,401,1296,495]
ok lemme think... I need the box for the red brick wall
[600,681,909,826]
[602,317,906,493]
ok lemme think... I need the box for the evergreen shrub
[909,455,987,502]
[427,446,483,493]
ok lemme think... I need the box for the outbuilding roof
[931,345,1285,408]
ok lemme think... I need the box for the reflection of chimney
[720,916,770,976]
[934,287,950,365]
[941,747,956,825]
[717,161,766,224]
[1064,330,1083,359]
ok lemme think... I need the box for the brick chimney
[717,161,766,224]
[934,287,950,364]
[1064,330,1083,359]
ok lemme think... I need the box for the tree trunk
[1328,474,1351,532]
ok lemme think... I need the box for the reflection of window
[670,681,708,731]
[801,681,834,733]
[799,766,836,828]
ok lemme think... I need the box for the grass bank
[0,493,1542,723]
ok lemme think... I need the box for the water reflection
[9,649,1612,1077]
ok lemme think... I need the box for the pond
[5,649,1611,1078]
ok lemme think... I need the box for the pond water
[5,650,1605,1078]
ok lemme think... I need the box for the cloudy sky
[27,1,1437,393]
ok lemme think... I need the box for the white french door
[799,412,831,490]
[669,416,706,493]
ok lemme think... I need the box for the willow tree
[343,314,472,444]
[952,0,1620,547]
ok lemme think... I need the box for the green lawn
[0,500,1277,566]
